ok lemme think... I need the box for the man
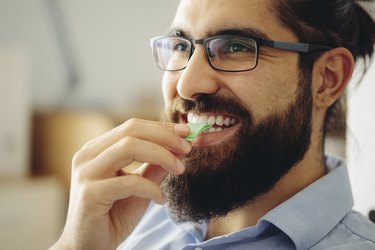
[51,0,375,249]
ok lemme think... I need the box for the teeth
[187,113,238,132]
[207,115,216,125]
[187,113,193,122]
[192,114,198,124]
[224,117,231,126]
[204,127,225,133]
[198,115,208,124]
[216,116,224,126]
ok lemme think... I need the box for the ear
[314,47,354,109]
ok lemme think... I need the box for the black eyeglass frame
[150,35,332,72]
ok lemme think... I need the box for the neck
[205,148,326,240]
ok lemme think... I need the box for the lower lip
[190,123,241,146]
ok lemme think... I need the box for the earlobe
[315,47,354,108]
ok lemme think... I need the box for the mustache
[169,94,251,121]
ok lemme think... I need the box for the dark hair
[273,0,375,139]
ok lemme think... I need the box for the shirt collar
[262,155,354,250]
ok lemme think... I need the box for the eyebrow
[168,26,272,40]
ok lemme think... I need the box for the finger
[85,136,185,179]
[79,119,157,150]
[78,119,190,161]
[90,119,190,155]
[134,163,169,184]
[93,174,165,205]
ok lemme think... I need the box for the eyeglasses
[150,35,332,72]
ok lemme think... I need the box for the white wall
[0,0,66,109]
[0,48,31,177]
[346,1,375,218]
[347,59,375,217]
[0,0,179,116]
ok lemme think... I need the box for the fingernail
[174,124,190,134]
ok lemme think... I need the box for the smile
[187,113,238,133]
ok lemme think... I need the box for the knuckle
[72,150,85,167]
[79,141,91,151]
[72,164,89,183]
[117,137,137,153]
[126,117,141,124]
[80,138,93,150]
[122,118,140,133]
[114,118,141,138]
[161,121,174,131]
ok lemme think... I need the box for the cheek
[222,73,272,116]
[228,69,298,118]
[162,72,179,106]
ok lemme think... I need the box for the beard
[160,75,313,223]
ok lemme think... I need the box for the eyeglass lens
[153,36,258,72]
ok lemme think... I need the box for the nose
[176,46,220,100]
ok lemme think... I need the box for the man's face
[161,0,313,222]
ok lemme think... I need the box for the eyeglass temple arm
[263,39,332,53]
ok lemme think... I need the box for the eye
[173,42,189,52]
[226,41,254,53]
[230,44,248,52]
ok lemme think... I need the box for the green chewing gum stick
[185,123,212,142]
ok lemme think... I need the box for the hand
[50,119,191,250]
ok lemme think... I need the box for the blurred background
[0,1,374,249]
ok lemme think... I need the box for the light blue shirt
[118,155,375,249]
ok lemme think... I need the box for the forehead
[172,0,294,40]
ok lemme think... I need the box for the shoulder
[311,211,375,249]
[340,211,375,243]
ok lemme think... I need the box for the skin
[51,0,354,249]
